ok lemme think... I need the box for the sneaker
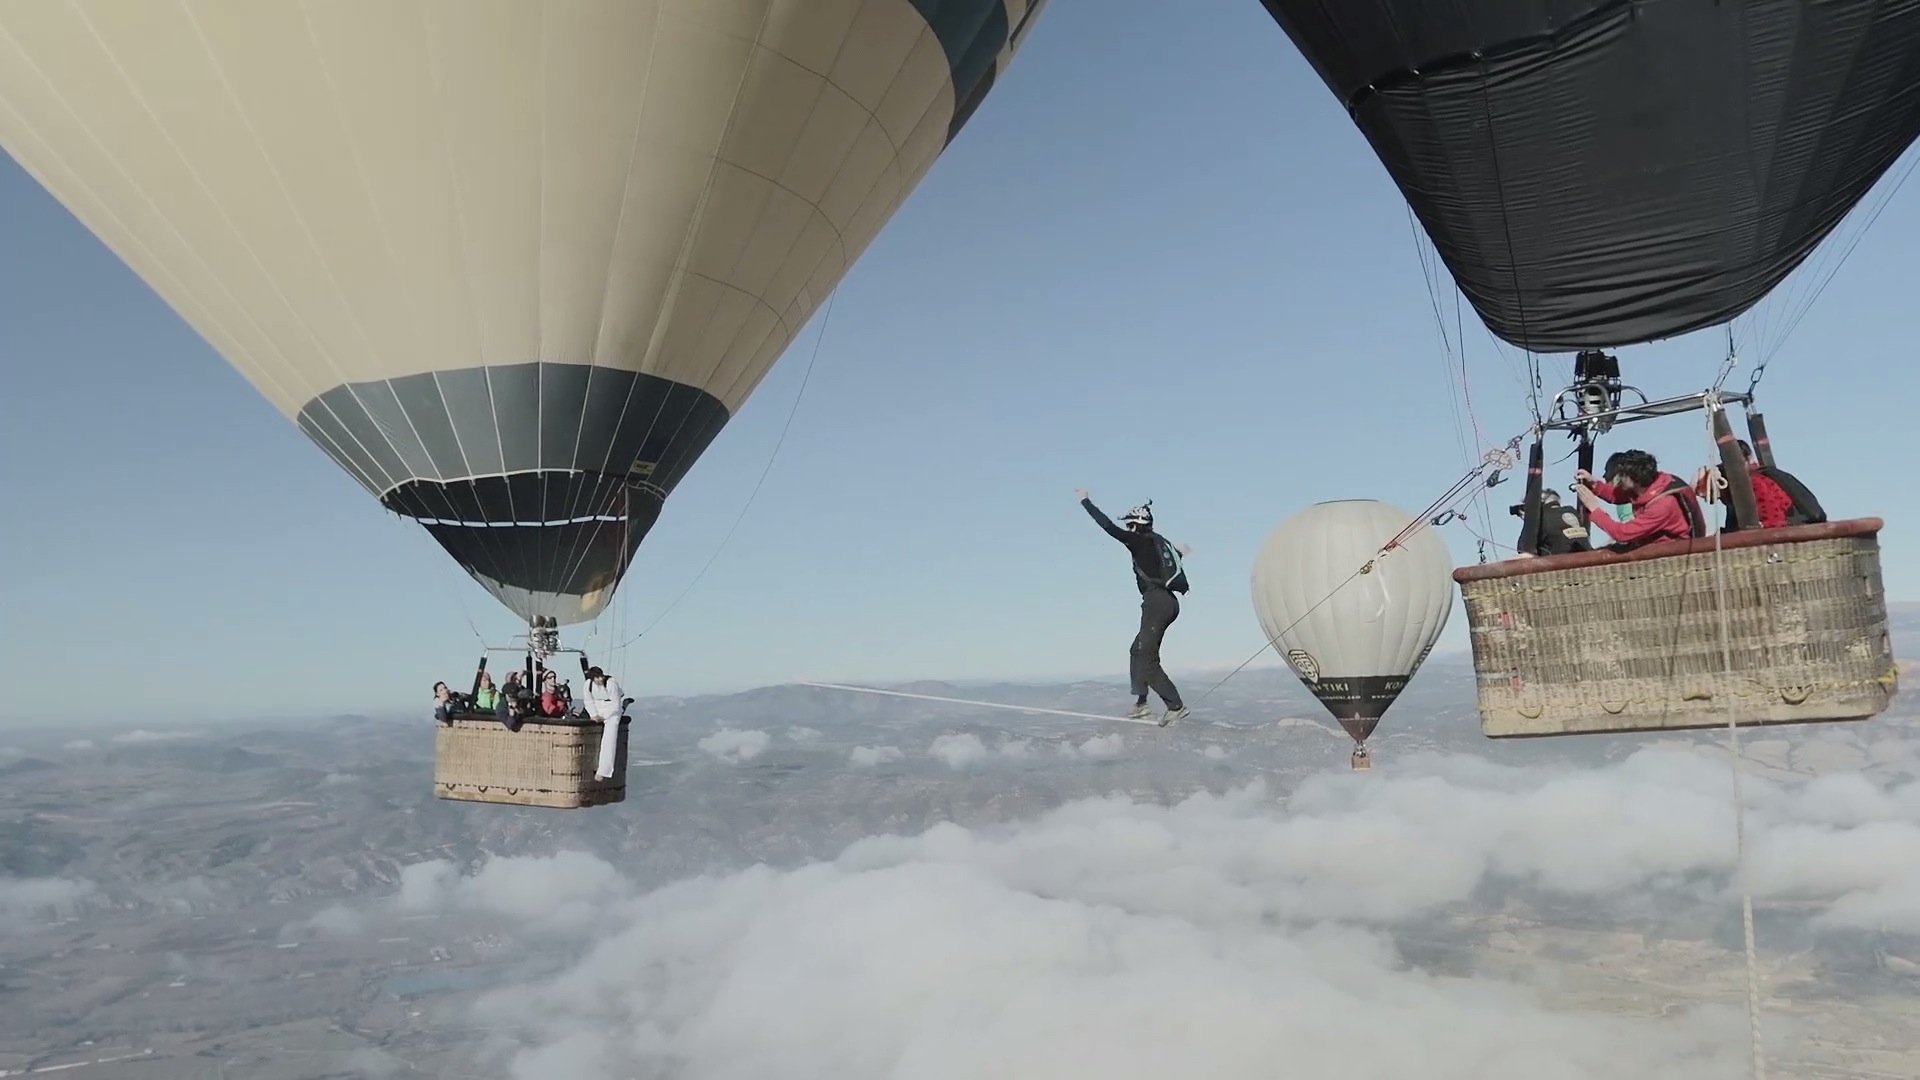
[1159,706,1190,727]
[1125,704,1153,721]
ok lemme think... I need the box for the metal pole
[1575,434,1596,531]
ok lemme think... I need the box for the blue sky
[4,0,1917,723]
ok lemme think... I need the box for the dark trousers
[1130,587,1183,709]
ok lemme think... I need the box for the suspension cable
[611,288,838,652]
[1761,149,1917,368]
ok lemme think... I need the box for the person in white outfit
[582,666,628,780]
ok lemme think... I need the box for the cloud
[301,904,368,938]
[848,746,904,768]
[698,728,771,764]
[395,852,631,935]
[929,733,988,769]
[0,876,97,922]
[62,739,94,751]
[1068,733,1127,759]
[322,772,359,785]
[111,729,195,744]
[928,733,1041,770]
[356,741,1920,1079]
[1199,744,1230,761]
[787,726,823,744]
[1739,771,1920,933]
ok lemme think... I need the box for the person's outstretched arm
[1076,489,1129,542]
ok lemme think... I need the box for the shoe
[1159,706,1190,727]
[1125,704,1153,721]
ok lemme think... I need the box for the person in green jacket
[473,671,500,712]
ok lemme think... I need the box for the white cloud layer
[928,732,1044,768]
[0,876,97,923]
[111,729,196,743]
[849,745,904,767]
[369,743,1920,1079]
[698,728,771,764]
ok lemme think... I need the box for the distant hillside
[1888,602,1920,675]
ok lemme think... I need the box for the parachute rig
[432,616,631,810]
[1458,353,1895,740]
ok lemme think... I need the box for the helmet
[1121,501,1154,531]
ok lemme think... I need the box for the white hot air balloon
[0,0,1049,628]
[1249,499,1454,761]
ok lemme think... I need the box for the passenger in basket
[1574,449,1704,553]
[494,671,535,733]
[582,666,630,781]
[472,671,500,713]
[432,681,471,724]
[1695,439,1825,532]
[538,670,568,718]
[1511,488,1592,558]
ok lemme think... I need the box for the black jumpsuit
[1081,499,1185,710]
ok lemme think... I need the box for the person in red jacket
[537,670,568,718]
[1574,449,1704,552]
[1694,440,1800,531]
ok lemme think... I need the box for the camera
[1508,503,1527,518]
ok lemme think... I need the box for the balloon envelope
[0,0,1047,624]
[1255,0,1920,352]
[1249,499,1453,743]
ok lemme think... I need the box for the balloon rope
[1187,567,1370,707]
[1703,402,1768,1080]
[795,682,1160,727]
[1190,439,1525,707]
[611,288,838,652]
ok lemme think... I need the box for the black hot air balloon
[1255,0,1920,352]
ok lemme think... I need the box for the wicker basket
[1454,518,1897,738]
[433,714,629,808]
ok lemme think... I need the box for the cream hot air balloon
[0,0,1049,629]
[1249,499,1453,770]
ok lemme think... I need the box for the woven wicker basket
[1454,518,1896,738]
[433,714,629,808]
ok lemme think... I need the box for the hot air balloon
[0,0,1049,807]
[1253,0,1909,739]
[1250,500,1454,770]
[0,0,1046,628]
[1255,0,1920,352]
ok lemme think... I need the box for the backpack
[1753,465,1826,525]
[1656,475,1706,538]
[1541,504,1593,555]
[1138,533,1189,594]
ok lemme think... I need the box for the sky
[4,0,1919,722]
